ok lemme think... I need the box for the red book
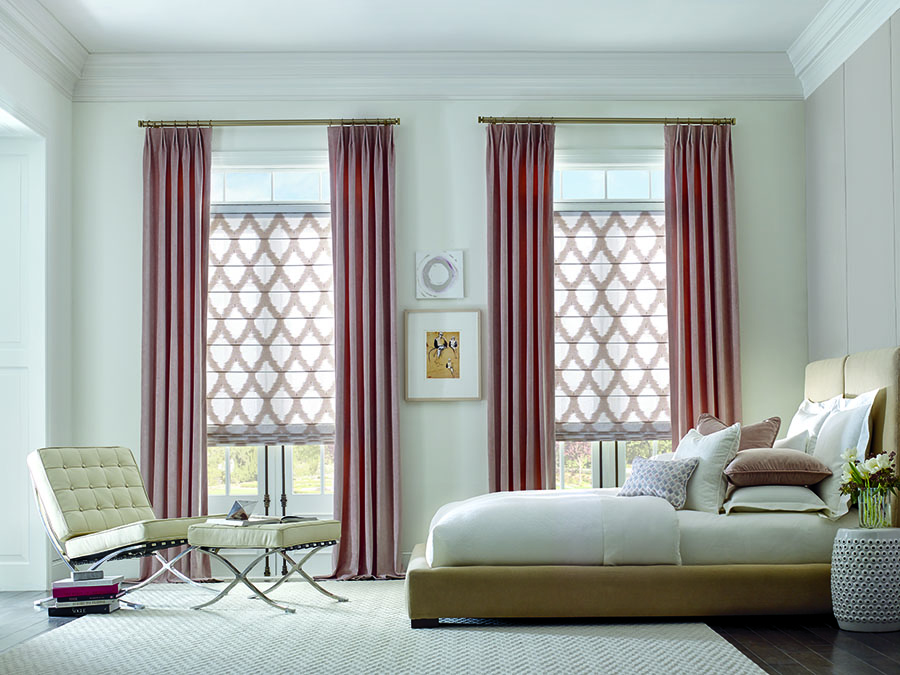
[53,584,120,599]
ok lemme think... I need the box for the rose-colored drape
[486,123,556,491]
[328,125,402,580]
[140,127,212,581]
[664,124,741,446]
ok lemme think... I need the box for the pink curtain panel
[328,125,403,579]
[664,124,742,446]
[140,127,212,581]
[485,123,556,491]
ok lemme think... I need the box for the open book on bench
[205,515,319,527]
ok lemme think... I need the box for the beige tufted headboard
[804,347,900,463]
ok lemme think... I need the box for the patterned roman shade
[207,212,335,446]
[554,210,670,441]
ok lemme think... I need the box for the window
[553,162,670,488]
[207,161,335,514]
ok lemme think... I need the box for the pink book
[53,584,120,599]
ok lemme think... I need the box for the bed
[405,346,900,627]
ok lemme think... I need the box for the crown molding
[74,51,803,102]
[0,0,87,98]
[788,0,900,98]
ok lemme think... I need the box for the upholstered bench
[187,520,346,613]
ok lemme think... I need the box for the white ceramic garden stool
[831,527,900,632]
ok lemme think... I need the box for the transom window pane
[650,169,664,200]
[607,169,650,199]
[224,171,272,202]
[560,169,605,200]
[273,170,327,202]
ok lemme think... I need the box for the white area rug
[0,580,762,674]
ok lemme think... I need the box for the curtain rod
[478,116,736,126]
[137,118,400,129]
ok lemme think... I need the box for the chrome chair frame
[32,489,214,610]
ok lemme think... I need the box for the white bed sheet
[677,508,856,565]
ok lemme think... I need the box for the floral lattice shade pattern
[207,212,335,446]
[554,211,670,440]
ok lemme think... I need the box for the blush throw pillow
[619,456,699,509]
[723,448,832,487]
[812,399,876,519]
[673,423,741,513]
[723,485,829,515]
[696,413,780,451]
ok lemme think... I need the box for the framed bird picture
[405,310,481,401]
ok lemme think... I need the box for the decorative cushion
[64,516,210,560]
[772,429,809,452]
[697,413,780,451]
[188,520,342,549]
[27,447,156,543]
[785,396,841,454]
[722,485,829,515]
[812,396,877,519]
[673,424,742,513]
[619,456,699,509]
[724,448,832,488]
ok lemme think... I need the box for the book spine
[55,592,123,603]
[53,584,120,599]
[48,601,119,617]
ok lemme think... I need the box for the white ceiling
[37,0,828,54]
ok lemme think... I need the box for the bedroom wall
[71,98,806,562]
[806,11,900,361]
[0,41,73,589]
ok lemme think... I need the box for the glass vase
[858,487,892,529]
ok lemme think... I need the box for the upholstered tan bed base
[406,544,831,625]
[406,347,900,627]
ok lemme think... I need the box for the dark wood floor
[0,591,76,655]
[2,593,898,673]
[709,614,900,674]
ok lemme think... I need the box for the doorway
[0,105,47,591]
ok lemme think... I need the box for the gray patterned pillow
[619,456,700,509]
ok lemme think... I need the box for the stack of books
[47,571,124,617]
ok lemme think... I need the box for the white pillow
[812,399,876,519]
[723,485,828,515]
[673,423,741,513]
[785,396,840,454]
[772,429,810,452]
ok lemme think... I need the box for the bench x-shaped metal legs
[256,547,349,603]
[192,543,347,614]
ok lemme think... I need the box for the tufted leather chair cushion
[27,447,156,544]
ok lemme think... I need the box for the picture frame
[405,310,481,401]
[415,250,464,299]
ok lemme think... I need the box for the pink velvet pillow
[724,448,832,488]
[697,413,781,452]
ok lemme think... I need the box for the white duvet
[425,489,680,567]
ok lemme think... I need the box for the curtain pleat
[140,127,212,581]
[664,124,741,446]
[328,125,402,579]
[486,123,556,491]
